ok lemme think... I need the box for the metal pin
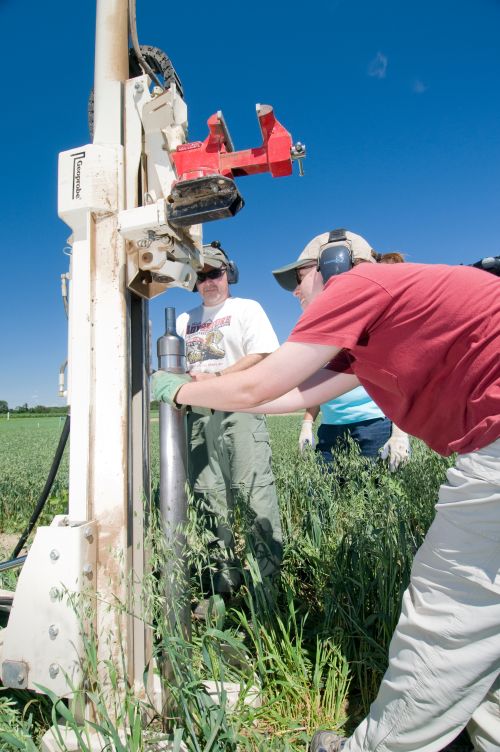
[291,141,306,176]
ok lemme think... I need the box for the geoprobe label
[58,144,121,219]
[71,151,86,200]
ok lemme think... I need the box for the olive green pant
[187,410,283,595]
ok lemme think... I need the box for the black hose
[0,555,27,573]
[9,415,70,560]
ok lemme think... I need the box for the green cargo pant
[187,410,283,595]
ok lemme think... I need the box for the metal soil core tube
[157,307,191,652]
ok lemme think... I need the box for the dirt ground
[0,533,20,556]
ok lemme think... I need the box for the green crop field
[0,415,467,750]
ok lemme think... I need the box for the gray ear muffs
[317,229,353,283]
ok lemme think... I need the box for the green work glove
[152,370,191,407]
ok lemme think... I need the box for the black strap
[327,229,348,243]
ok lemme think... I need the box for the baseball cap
[201,242,229,269]
[272,229,376,291]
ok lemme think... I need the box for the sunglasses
[295,264,317,285]
[196,268,226,283]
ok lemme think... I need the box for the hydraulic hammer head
[167,104,305,226]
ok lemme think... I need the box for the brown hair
[373,251,405,264]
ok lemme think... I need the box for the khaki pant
[347,438,500,752]
[187,410,283,594]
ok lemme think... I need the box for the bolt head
[49,624,59,639]
[134,82,144,93]
[17,673,24,684]
[83,564,93,575]
[50,549,60,561]
[49,587,60,600]
[49,663,59,679]
[83,526,93,539]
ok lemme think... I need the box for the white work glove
[298,419,316,452]
[379,424,411,472]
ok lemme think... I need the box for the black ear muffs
[194,242,240,290]
[207,241,239,284]
[225,260,239,284]
[317,229,353,283]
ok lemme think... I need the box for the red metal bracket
[171,104,303,182]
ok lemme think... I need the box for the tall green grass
[0,415,454,749]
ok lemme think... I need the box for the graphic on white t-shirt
[185,315,232,364]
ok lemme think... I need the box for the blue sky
[1,0,499,407]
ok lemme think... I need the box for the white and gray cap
[201,242,229,268]
[272,229,376,291]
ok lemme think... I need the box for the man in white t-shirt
[177,241,283,602]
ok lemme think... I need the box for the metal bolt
[134,81,144,93]
[50,549,60,561]
[17,673,24,685]
[49,587,60,600]
[142,252,154,265]
[217,179,226,186]
[49,624,59,639]
[83,526,93,539]
[83,564,93,575]
[49,663,59,679]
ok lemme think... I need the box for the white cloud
[368,52,388,79]
[413,79,427,94]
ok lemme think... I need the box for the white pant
[347,438,500,752]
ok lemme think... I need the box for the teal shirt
[321,387,384,425]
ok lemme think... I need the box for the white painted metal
[121,80,203,300]
[57,0,133,706]
[141,84,188,201]
[93,0,128,145]
[1,517,96,696]
[41,725,188,752]
[4,0,212,727]
[123,74,153,697]
[58,143,123,521]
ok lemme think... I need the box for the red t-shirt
[288,263,500,456]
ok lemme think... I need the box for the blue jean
[316,417,392,463]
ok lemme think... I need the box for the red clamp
[172,103,303,181]
[166,104,305,226]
